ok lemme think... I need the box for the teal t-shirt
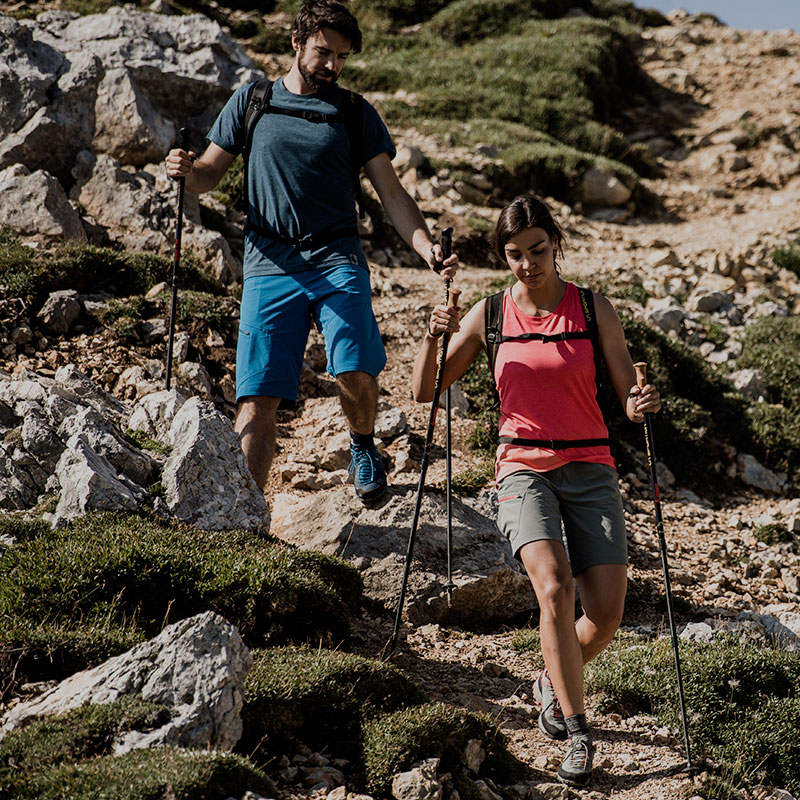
[207,78,396,278]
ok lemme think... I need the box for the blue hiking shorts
[236,263,386,402]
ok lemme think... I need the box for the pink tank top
[494,282,615,483]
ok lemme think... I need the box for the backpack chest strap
[486,330,593,345]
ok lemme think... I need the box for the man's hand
[427,241,458,280]
[165,148,196,180]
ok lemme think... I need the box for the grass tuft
[241,646,427,764]
[362,702,522,797]
[586,635,800,794]
[0,513,363,692]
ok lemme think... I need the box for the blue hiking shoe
[348,441,388,505]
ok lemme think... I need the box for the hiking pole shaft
[634,362,693,772]
[439,228,456,606]
[166,127,190,391]
[389,233,457,655]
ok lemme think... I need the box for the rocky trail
[2,5,800,799]
[262,12,800,800]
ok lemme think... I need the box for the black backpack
[483,285,610,450]
[241,79,366,224]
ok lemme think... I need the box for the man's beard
[298,57,338,91]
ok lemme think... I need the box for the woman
[412,195,660,788]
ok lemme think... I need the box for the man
[166,0,456,505]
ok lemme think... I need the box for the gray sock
[565,713,590,739]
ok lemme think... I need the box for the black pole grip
[177,127,191,152]
[434,227,453,272]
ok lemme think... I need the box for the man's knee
[235,396,280,434]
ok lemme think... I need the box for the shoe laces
[564,737,591,770]
[541,670,564,720]
[349,443,379,482]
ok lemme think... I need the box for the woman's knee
[585,600,623,637]
[533,574,575,620]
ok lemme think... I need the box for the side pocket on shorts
[496,492,523,547]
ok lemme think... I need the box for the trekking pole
[633,361,693,773]
[387,229,457,656]
[440,227,456,606]
[165,127,190,390]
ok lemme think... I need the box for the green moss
[0,515,50,543]
[362,702,521,797]
[0,696,170,780]
[124,430,171,456]
[18,747,271,800]
[443,462,494,495]
[586,635,800,793]
[177,290,239,334]
[241,646,427,763]
[510,627,542,654]
[771,244,800,277]
[737,316,800,409]
[212,157,245,212]
[0,513,363,686]
[754,523,793,546]
[0,233,221,308]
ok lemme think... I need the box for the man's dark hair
[293,0,363,53]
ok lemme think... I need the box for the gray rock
[270,487,536,627]
[728,368,767,400]
[59,405,155,486]
[54,364,131,424]
[21,408,64,473]
[93,66,176,166]
[162,397,270,530]
[0,438,47,509]
[0,611,251,751]
[0,165,86,243]
[392,759,442,800]
[580,167,631,207]
[37,289,82,335]
[52,432,143,522]
[2,7,260,177]
[0,33,102,183]
[128,388,187,444]
[177,361,214,400]
[645,297,686,336]
[738,453,784,494]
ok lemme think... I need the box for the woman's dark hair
[293,0,363,53]
[494,195,566,266]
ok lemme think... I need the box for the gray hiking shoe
[557,734,594,787]
[533,670,567,740]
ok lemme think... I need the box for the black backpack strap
[484,289,505,397]
[242,79,274,216]
[577,285,607,423]
[341,89,366,219]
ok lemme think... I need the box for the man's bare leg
[234,396,281,490]
[336,370,379,433]
[336,370,386,502]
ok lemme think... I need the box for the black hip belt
[498,436,610,450]
[246,220,358,250]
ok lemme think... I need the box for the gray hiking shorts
[496,462,627,575]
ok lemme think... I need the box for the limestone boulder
[271,486,536,628]
[0,165,86,243]
[0,611,252,752]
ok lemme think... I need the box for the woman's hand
[626,383,661,423]
[427,302,460,339]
